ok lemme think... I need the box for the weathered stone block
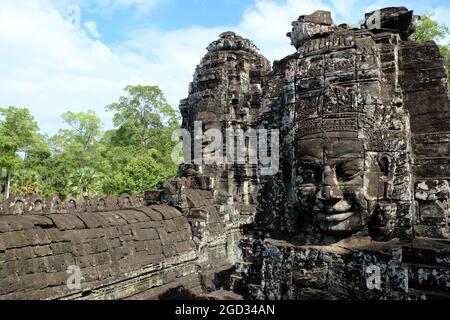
[132,228,159,241]
[76,213,108,229]
[33,245,53,257]
[157,228,173,246]
[146,240,163,255]
[140,207,163,221]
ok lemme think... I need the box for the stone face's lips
[316,211,355,222]
[313,201,353,214]
[315,206,352,214]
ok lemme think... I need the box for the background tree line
[0,14,449,201]
[0,85,179,200]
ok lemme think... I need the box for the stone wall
[0,167,251,300]
[0,195,198,300]
[247,237,450,300]
[400,41,450,239]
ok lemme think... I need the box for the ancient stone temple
[1,6,450,300]
[235,7,450,300]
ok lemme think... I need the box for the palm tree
[67,167,100,198]
[11,169,43,194]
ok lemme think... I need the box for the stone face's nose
[317,166,344,203]
[322,165,338,187]
[318,185,344,204]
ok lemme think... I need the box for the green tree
[413,13,450,79]
[105,85,179,148]
[51,110,102,166]
[35,110,103,198]
[36,151,79,198]
[103,85,180,195]
[1,86,180,199]
[0,107,41,199]
[11,169,43,194]
[114,150,167,194]
[67,167,101,198]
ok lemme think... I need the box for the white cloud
[0,1,136,133]
[236,0,331,61]
[106,0,158,13]
[52,0,158,14]
[84,21,100,38]
[330,0,360,23]
[7,0,440,138]
[0,0,222,135]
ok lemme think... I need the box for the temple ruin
[1,6,450,300]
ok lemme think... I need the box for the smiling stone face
[295,136,378,235]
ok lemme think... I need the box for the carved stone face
[295,136,378,235]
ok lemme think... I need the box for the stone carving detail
[180,31,270,208]
[363,7,419,40]
[207,31,260,54]
[288,11,335,49]
[0,193,145,216]
[276,10,416,241]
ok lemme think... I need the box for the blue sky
[1,0,449,135]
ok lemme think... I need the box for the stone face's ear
[379,156,390,177]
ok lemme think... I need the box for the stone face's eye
[301,169,316,184]
[336,160,363,182]
[297,161,323,185]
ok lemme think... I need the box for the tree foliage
[106,85,178,148]
[1,85,180,200]
[0,106,42,198]
[0,106,40,164]
[114,150,167,194]
[67,167,101,198]
[11,169,43,195]
[51,110,102,165]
